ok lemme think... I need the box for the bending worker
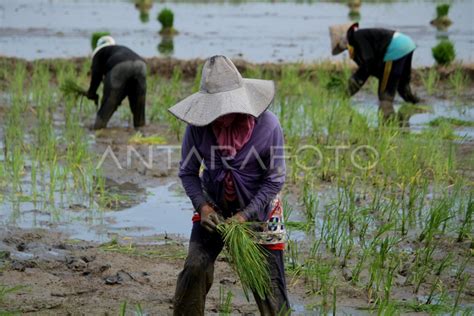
[330,23,420,122]
[86,36,147,129]
[169,55,290,315]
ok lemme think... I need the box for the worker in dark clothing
[86,36,147,129]
[169,56,290,316]
[330,23,420,122]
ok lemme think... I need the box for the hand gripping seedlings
[217,221,272,300]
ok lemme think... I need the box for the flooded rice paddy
[0,58,472,314]
[0,0,473,65]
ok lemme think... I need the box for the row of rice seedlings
[449,68,468,95]
[1,61,108,218]
[1,61,460,311]
[218,286,234,315]
[302,182,470,311]
[273,63,471,312]
[421,67,440,95]
[118,301,145,316]
[4,63,28,194]
[126,62,471,312]
[149,67,188,140]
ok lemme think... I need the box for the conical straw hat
[168,55,275,126]
[329,23,353,55]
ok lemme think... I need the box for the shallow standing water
[0,182,194,242]
[353,91,474,138]
[0,0,473,65]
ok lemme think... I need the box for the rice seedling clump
[432,40,456,65]
[60,78,88,98]
[217,221,271,300]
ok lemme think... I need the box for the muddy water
[352,91,474,138]
[0,0,472,65]
[0,182,194,242]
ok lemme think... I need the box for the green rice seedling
[421,68,439,95]
[157,8,178,35]
[454,256,469,281]
[192,64,204,93]
[424,277,443,305]
[432,40,456,66]
[449,69,468,95]
[60,78,88,98]
[158,36,174,56]
[410,243,436,294]
[119,301,127,316]
[431,4,452,29]
[305,262,334,307]
[216,221,271,300]
[169,67,185,139]
[218,286,233,315]
[351,245,370,285]
[452,273,470,315]
[118,301,150,316]
[286,239,300,272]
[0,284,26,302]
[151,67,185,139]
[418,197,452,244]
[366,237,400,304]
[429,117,474,127]
[340,237,353,269]
[302,183,318,225]
[436,4,450,19]
[435,253,454,277]
[377,301,398,316]
[457,193,472,242]
[382,261,399,305]
[134,303,144,315]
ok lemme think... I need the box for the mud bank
[0,228,318,315]
[1,56,474,83]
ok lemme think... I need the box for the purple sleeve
[242,124,286,221]
[178,126,207,212]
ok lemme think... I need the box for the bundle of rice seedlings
[60,79,88,97]
[217,221,271,300]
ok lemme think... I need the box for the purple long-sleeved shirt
[179,110,286,222]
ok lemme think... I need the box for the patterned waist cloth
[192,196,286,250]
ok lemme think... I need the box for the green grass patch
[128,132,167,145]
[429,117,474,127]
[0,284,27,302]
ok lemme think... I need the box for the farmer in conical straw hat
[330,23,420,122]
[170,55,290,315]
[86,36,147,129]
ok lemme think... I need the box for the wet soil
[0,228,260,315]
[0,60,473,314]
[0,228,471,315]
